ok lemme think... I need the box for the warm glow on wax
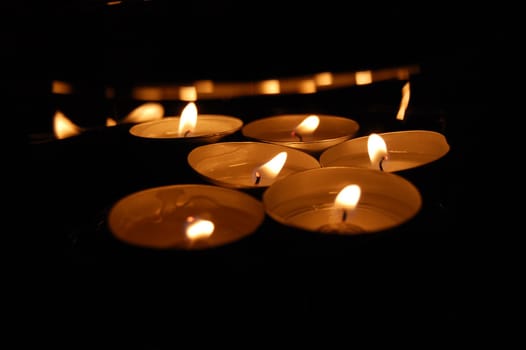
[178,102,198,136]
[367,133,388,170]
[252,151,288,185]
[185,216,215,240]
[53,110,82,139]
[122,102,164,124]
[334,184,361,211]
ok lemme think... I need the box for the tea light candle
[107,184,265,250]
[320,130,450,172]
[263,167,422,234]
[187,141,321,189]
[129,102,243,144]
[242,114,360,154]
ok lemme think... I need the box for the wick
[254,171,261,185]
[183,130,191,137]
[379,156,387,171]
[342,209,347,222]
[291,130,303,142]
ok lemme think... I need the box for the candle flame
[53,110,82,139]
[185,216,215,240]
[252,151,288,185]
[334,184,361,211]
[293,115,320,138]
[396,82,411,120]
[367,133,388,170]
[178,102,198,136]
[122,102,164,124]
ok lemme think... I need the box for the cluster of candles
[49,97,449,250]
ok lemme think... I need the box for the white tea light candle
[187,141,320,189]
[129,102,242,143]
[108,184,265,250]
[263,167,422,234]
[242,114,359,154]
[320,130,449,172]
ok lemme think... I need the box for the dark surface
[17,1,496,347]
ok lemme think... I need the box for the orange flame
[53,111,82,139]
[178,102,198,136]
[367,133,388,170]
[252,151,288,185]
[292,115,320,139]
[334,184,361,211]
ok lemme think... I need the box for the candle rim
[187,141,321,189]
[319,129,450,171]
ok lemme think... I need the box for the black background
[13,1,503,347]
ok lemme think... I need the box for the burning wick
[378,155,388,171]
[291,115,320,142]
[178,102,198,137]
[318,184,363,234]
[367,133,388,172]
[335,184,361,223]
[342,210,348,222]
[291,130,303,142]
[252,151,288,186]
[254,171,262,185]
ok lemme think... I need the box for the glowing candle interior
[108,184,265,250]
[262,167,422,234]
[177,102,198,136]
[292,115,320,140]
[252,151,288,185]
[185,216,215,240]
[367,133,388,170]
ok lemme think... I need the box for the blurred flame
[53,111,82,139]
[252,151,288,185]
[178,102,198,136]
[367,133,388,169]
[122,102,164,124]
[185,216,215,240]
[298,79,317,94]
[180,86,197,101]
[355,71,373,85]
[396,82,411,120]
[334,184,361,211]
[106,117,117,127]
[314,72,333,86]
[51,80,73,95]
[259,80,280,94]
[195,80,214,94]
[292,115,320,139]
